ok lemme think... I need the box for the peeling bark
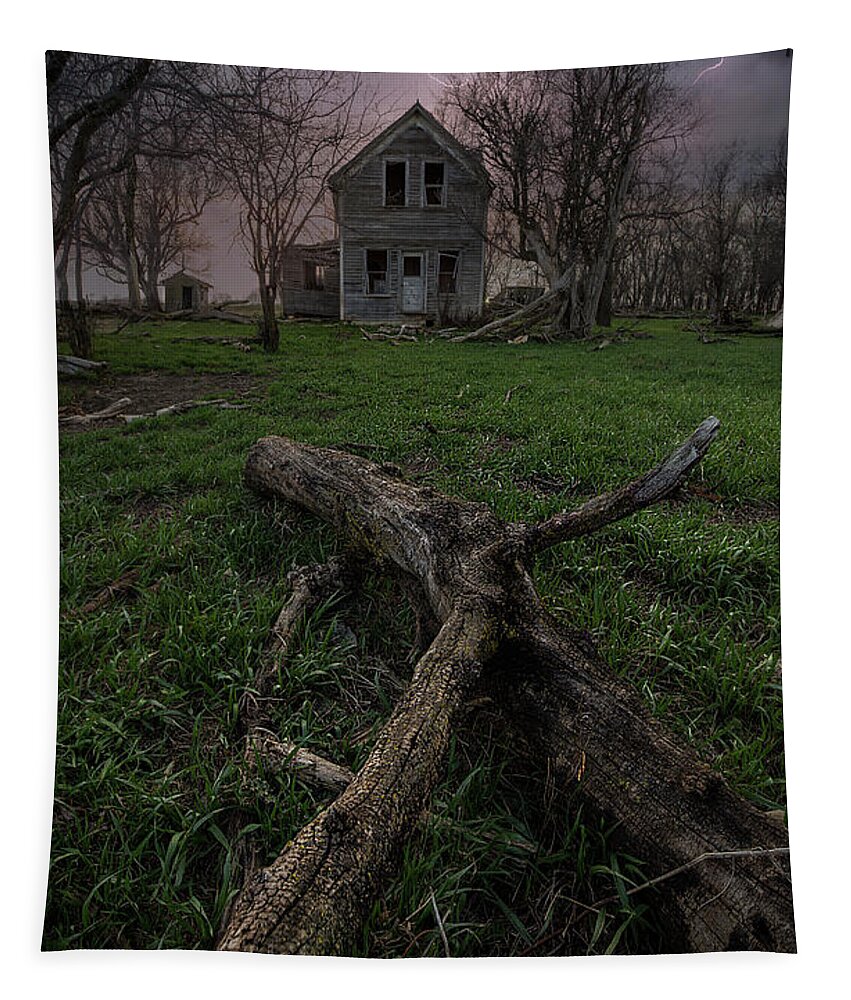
[490,620,793,953]
[217,419,794,955]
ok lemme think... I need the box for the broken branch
[59,397,131,425]
[122,399,248,423]
[218,606,500,953]
[521,416,720,554]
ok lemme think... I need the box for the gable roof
[163,269,213,288]
[328,102,491,192]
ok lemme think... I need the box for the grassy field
[48,318,783,955]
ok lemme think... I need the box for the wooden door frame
[401,251,426,314]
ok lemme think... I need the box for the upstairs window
[424,162,446,206]
[438,251,459,293]
[303,261,326,290]
[384,161,407,207]
[366,249,389,294]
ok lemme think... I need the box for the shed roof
[328,102,491,192]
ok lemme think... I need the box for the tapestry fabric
[46,50,793,956]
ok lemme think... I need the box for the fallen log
[197,308,257,326]
[57,354,107,376]
[59,397,131,425]
[452,282,564,343]
[64,568,140,616]
[217,418,793,955]
[169,336,263,346]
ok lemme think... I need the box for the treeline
[611,144,786,319]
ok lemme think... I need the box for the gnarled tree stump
[217,418,794,955]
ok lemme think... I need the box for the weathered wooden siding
[338,123,488,323]
[163,276,210,313]
[280,246,340,318]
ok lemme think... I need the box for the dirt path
[59,372,272,428]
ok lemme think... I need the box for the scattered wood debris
[583,329,655,350]
[684,319,741,343]
[66,568,142,617]
[503,382,530,404]
[58,355,107,376]
[360,326,419,344]
[122,398,249,422]
[169,336,262,348]
[698,333,737,344]
[59,397,131,425]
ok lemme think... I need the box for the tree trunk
[596,264,613,327]
[257,281,280,353]
[55,232,71,305]
[218,422,793,955]
[142,266,162,312]
[73,215,85,306]
[489,624,793,953]
[124,152,143,313]
[55,220,93,361]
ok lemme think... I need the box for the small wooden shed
[164,270,212,313]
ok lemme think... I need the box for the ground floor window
[438,251,460,294]
[366,249,389,294]
[303,261,326,290]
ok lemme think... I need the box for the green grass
[47,318,783,954]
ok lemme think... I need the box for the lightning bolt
[426,73,451,90]
[691,57,725,87]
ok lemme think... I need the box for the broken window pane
[403,255,422,277]
[303,261,326,290]
[424,161,445,206]
[385,161,406,207]
[438,251,459,294]
[366,249,389,294]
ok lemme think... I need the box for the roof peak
[164,267,212,287]
[328,102,491,191]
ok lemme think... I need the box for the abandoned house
[163,269,212,313]
[314,102,491,324]
[280,240,340,318]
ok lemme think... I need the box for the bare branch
[521,416,720,554]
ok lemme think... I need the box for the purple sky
[85,50,792,302]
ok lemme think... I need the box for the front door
[401,254,425,313]
[181,285,194,310]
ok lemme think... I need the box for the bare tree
[199,66,377,352]
[47,52,153,257]
[52,56,223,315]
[444,66,692,339]
[605,140,786,323]
[742,141,787,315]
[83,151,219,311]
[693,145,748,324]
[611,154,700,314]
[48,52,156,357]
